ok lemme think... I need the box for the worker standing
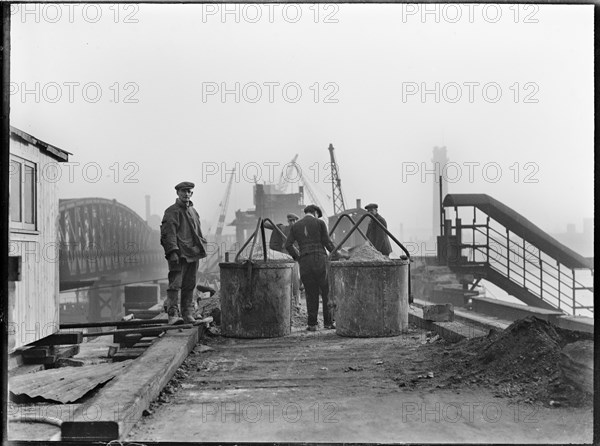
[285,205,336,331]
[365,203,392,257]
[160,182,207,324]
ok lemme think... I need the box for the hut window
[9,156,37,231]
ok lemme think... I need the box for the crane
[276,154,299,193]
[202,167,235,275]
[215,167,236,246]
[328,143,346,215]
[289,161,329,221]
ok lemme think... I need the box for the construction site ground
[126,298,593,444]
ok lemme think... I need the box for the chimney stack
[356,198,362,209]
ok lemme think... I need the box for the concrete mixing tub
[330,259,409,337]
[219,261,294,338]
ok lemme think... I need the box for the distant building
[8,127,71,351]
[230,184,305,246]
[550,219,594,258]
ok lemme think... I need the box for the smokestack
[145,195,151,222]
[356,198,362,209]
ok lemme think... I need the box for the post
[572,269,576,316]
[557,261,561,310]
[439,175,444,237]
[506,228,510,279]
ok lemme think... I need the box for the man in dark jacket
[365,203,392,257]
[285,205,335,331]
[161,181,207,324]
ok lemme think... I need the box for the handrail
[472,225,592,291]
[446,205,593,315]
[469,232,581,305]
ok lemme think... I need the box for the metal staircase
[438,194,593,316]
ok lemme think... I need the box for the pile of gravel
[390,316,593,407]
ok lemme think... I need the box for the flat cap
[303,204,323,218]
[286,213,299,220]
[365,203,378,210]
[175,181,195,191]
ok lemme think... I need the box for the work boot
[181,292,196,324]
[167,306,184,325]
[165,290,180,313]
[181,306,196,324]
[306,325,317,332]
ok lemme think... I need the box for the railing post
[472,207,476,261]
[557,261,561,311]
[539,250,543,301]
[522,239,526,288]
[456,218,462,264]
[572,268,576,316]
[506,228,510,279]
[486,216,490,264]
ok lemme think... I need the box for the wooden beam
[33,331,83,346]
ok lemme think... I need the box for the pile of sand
[345,244,391,262]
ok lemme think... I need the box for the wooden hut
[8,126,71,352]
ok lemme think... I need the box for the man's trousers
[298,253,331,327]
[165,258,199,313]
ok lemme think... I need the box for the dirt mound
[389,317,593,407]
[346,244,391,262]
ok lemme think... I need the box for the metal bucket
[329,259,409,337]
[219,260,294,338]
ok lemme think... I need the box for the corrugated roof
[10,126,72,162]
[9,361,133,404]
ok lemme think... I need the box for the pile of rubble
[390,317,593,407]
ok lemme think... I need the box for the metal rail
[445,205,593,316]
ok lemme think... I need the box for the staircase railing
[441,194,593,316]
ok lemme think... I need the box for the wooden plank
[63,326,199,441]
[55,345,80,359]
[112,348,146,362]
[10,361,133,403]
[90,324,193,340]
[22,356,56,365]
[33,332,83,346]
[61,319,168,329]
[122,334,143,348]
[22,346,53,359]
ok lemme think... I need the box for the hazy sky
[10,4,594,241]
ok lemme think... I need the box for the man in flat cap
[160,181,207,324]
[365,203,392,257]
[285,204,336,331]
